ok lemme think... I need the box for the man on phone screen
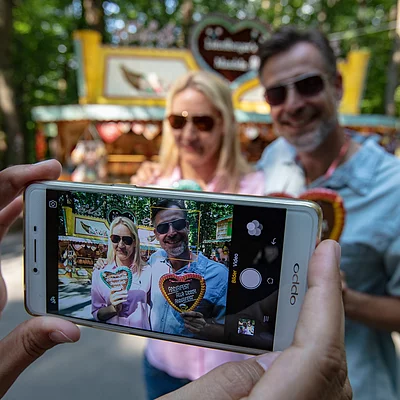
[148,199,227,339]
[256,26,400,400]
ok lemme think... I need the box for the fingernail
[49,330,74,343]
[34,160,52,165]
[334,242,341,265]
[255,351,281,371]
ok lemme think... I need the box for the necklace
[166,252,193,274]
[301,134,351,185]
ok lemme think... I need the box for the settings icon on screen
[247,220,263,236]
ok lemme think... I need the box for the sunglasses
[167,114,215,131]
[264,74,327,106]
[110,235,134,246]
[156,218,187,235]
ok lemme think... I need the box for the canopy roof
[32,104,399,129]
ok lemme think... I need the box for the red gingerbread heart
[159,273,206,313]
[269,189,346,242]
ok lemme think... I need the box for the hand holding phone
[0,161,80,399]
[166,240,351,400]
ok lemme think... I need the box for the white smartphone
[24,181,321,355]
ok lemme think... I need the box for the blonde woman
[131,71,264,194]
[131,71,263,399]
[91,216,151,329]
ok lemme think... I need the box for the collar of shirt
[307,135,383,196]
[157,249,206,275]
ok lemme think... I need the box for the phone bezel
[24,180,321,354]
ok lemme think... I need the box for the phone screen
[45,189,286,351]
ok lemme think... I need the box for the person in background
[130,70,264,194]
[131,70,264,399]
[256,26,400,400]
[91,216,151,329]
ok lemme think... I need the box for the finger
[0,196,23,241]
[0,160,61,211]
[111,295,128,303]
[181,311,203,318]
[162,357,272,400]
[112,299,127,306]
[248,240,346,400]
[0,316,79,398]
[184,324,199,333]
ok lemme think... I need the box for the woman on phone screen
[91,216,151,329]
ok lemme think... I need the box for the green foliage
[10,0,400,163]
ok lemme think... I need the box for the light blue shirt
[258,134,400,400]
[149,249,228,337]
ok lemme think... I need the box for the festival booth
[58,203,160,286]
[32,15,399,183]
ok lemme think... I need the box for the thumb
[161,353,280,400]
[0,317,80,398]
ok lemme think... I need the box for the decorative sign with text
[159,273,206,313]
[190,15,270,83]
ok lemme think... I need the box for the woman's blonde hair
[159,71,252,193]
[106,216,145,275]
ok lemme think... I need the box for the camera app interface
[46,189,286,351]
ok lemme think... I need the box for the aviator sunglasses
[167,113,216,131]
[110,234,134,246]
[156,218,187,235]
[264,73,327,106]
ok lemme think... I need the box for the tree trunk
[83,0,105,37]
[0,0,24,165]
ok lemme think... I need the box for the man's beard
[280,117,337,153]
[167,240,189,259]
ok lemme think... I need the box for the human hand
[0,160,81,398]
[110,289,128,308]
[130,161,161,185]
[181,311,206,333]
[162,240,352,400]
[94,257,107,270]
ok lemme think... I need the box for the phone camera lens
[33,267,38,274]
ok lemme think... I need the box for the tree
[0,0,24,166]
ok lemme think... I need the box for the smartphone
[24,181,321,355]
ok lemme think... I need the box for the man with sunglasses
[256,26,400,400]
[147,198,228,339]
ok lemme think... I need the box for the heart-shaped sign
[190,15,269,83]
[101,267,133,292]
[269,189,346,242]
[159,273,206,313]
[97,122,122,144]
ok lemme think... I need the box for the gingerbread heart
[269,189,346,242]
[159,273,206,313]
[101,267,132,292]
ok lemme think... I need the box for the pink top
[91,262,151,330]
[155,168,265,196]
[146,169,265,380]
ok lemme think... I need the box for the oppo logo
[290,263,300,305]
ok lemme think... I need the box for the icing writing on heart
[159,273,206,313]
[101,267,132,291]
[190,15,269,83]
[269,189,346,242]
